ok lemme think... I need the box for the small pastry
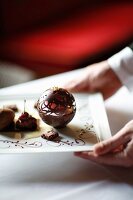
[0,108,15,131]
[16,112,38,131]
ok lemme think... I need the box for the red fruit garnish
[16,112,37,131]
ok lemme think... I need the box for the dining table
[0,68,133,200]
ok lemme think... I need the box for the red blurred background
[0,0,133,80]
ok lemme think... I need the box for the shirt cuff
[108,47,133,92]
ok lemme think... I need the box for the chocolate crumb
[41,129,59,140]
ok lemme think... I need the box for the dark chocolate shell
[37,87,76,128]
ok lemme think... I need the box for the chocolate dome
[37,87,76,128]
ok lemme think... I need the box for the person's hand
[75,120,133,167]
[64,61,122,99]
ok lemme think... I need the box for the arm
[108,45,133,92]
[64,43,133,167]
[64,43,133,98]
[64,60,122,99]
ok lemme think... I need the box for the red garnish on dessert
[16,112,37,131]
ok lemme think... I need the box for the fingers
[63,80,82,93]
[74,121,133,167]
[64,81,90,93]
[74,151,132,167]
[63,68,92,93]
[94,125,132,155]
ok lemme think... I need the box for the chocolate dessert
[16,112,38,131]
[0,108,15,131]
[41,129,59,140]
[37,87,76,128]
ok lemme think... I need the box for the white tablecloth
[1,69,133,200]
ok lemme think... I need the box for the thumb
[94,124,132,155]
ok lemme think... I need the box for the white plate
[0,93,111,153]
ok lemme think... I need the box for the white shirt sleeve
[108,47,133,91]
